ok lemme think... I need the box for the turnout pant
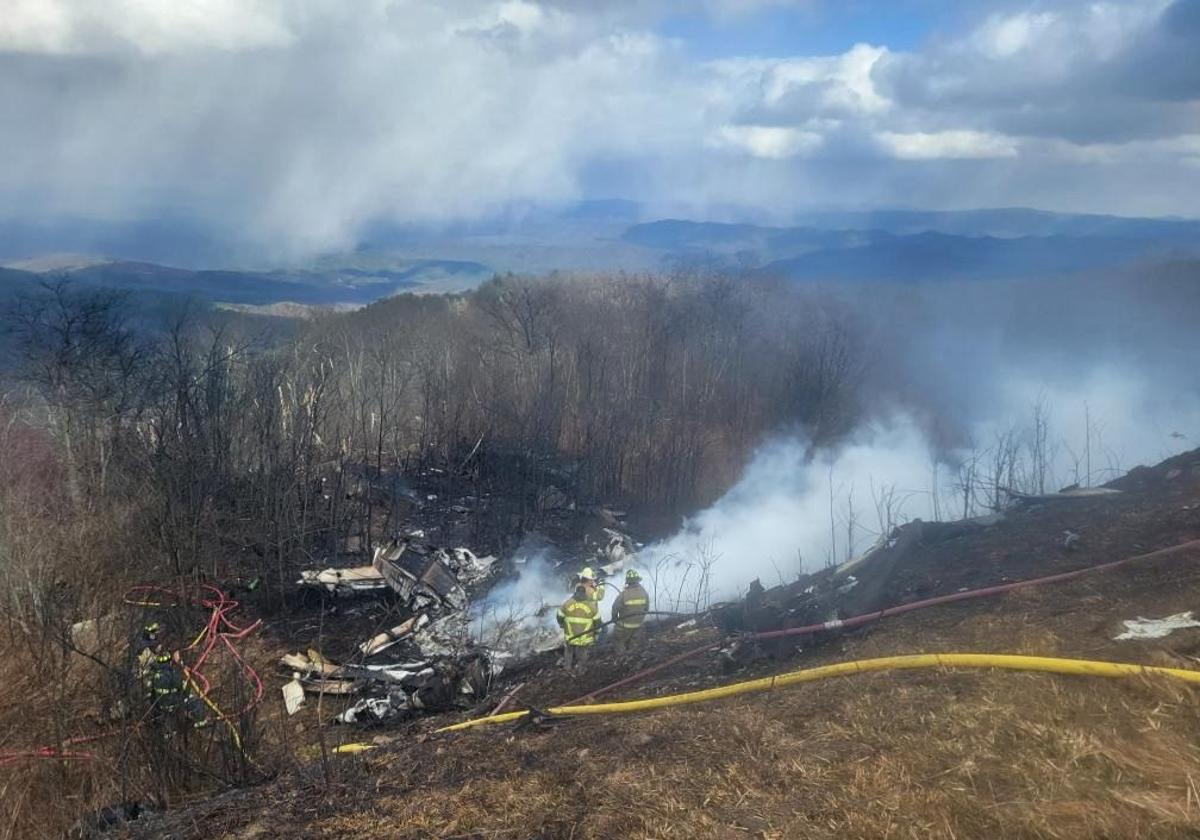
[563,643,591,672]
[614,625,642,652]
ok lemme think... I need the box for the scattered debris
[331,743,375,755]
[1063,530,1082,552]
[282,674,305,716]
[445,547,498,587]
[336,697,402,725]
[597,529,637,576]
[298,540,495,610]
[1115,612,1200,640]
[359,614,430,657]
[372,537,470,609]
[411,613,471,659]
[302,678,358,696]
[280,650,341,677]
[291,535,510,726]
[334,653,495,725]
[297,566,388,596]
[279,651,362,695]
[1004,487,1122,506]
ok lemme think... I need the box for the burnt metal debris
[293,517,643,726]
[298,539,495,609]
[294,538,501,725]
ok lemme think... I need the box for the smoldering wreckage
[284,482,1134,728]
[289,527,639,725]
[291,539,501,725]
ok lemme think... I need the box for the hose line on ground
[436,652,1200,733]
[565,538,1200,706]
[561,610,698,645]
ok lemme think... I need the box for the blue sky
[659,1,948,59]
[1,0,1198,253]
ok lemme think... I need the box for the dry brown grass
[31,489,1200,839]
[292,668,1200,840]
[129,561,1200,840]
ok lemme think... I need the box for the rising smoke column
[634,364,1200,611]
[469,362,1199,644]
[635,419,942,608]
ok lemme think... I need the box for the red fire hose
[0,584,265,768]
[565,538,1200,706]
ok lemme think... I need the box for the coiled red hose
[0,583,265,767]
[125,583,264,717]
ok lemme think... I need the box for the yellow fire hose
[436,653,1200,733]
[182,666,244,752]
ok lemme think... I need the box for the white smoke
[468,548,566,658]
[635,364,1200,610]
[982,365,1200,483]
[637,418,940,608]
[460,363,1199,649]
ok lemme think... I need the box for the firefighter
[611,569,650,652]
[136,623,210,737]
[138,623,179,707]
[557,581,600,673]
[578,566,606,606]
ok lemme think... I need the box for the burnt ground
[123,448,1200,840]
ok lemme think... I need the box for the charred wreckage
[291,538,501,725]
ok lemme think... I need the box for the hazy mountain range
[2,204,1197,310]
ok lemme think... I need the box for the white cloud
[0,1,712,252]
[0,0,295,55]
[1,0,1199,256]
[713,42,891,119]
[710,124,823,159]
[970,11,1058,58]
[878,130,1020,160]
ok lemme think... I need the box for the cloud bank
[2,0,1198,255]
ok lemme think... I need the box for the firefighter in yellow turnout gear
[578,566,606,607]
[612,569,650,652]
[557,581,601,673]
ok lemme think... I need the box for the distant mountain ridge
[0,258,491,307]
[4,205,1198,304]
[774,207,1200,240]
[622,212,1200,282]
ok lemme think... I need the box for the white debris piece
[279,650,340,677]
[336,696,406,725]
[282,673,306,715]
[413,613,471,658]
[597,529,636,576]
[364,661,429,673]
[366,665,436,683]
[835,575,858,595]
[1004,487,1122,507]
[359,614,430,657]
[448,548,497,586]
[297,566,388,594]
[1115,612,1200,640]
[836,534,889,575]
